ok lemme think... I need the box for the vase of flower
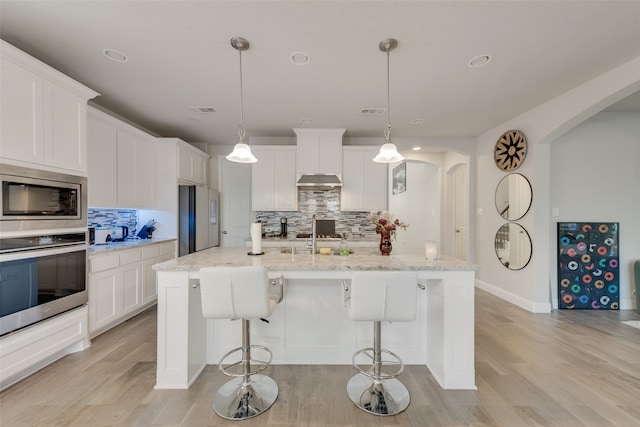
[379,231,393,255]
[368,211,409,256]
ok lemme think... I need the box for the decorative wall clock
[494,130,527,171]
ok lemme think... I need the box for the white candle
[425,241,437,261]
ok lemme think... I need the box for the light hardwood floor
[2,289,640,426]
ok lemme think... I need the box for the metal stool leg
[213,319,278,420]
[347,321,410,416]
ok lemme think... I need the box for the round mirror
[495,173,532,221]
[495,223,532,270]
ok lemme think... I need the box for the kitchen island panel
[154,247,478,390]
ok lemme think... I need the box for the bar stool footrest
[352,347,405,381]
[218,345,273,378]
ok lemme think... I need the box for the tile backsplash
[88,209,138,234]
[255,189,376,237]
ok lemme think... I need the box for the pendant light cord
[385,48,392,142]
[238,48,246,142]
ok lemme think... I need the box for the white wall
[550,111,640,308]
[389,161,441,250]
[475,54,640,312]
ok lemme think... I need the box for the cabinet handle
[223,230,228,235]
[192,283,199,289]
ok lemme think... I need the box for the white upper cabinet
[87,115,118,206]
[0,40,99,174]
[251,146,297,211]
[341,146,388,211]
[294,128,345,176]
[87,107,156,208]
[178,142,208,186]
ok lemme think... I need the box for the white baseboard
[475,280,551,313]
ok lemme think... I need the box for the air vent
[359,108,386,116]
[187,106,216,113]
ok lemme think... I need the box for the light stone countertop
[89,238,176,255]
[153,246,479,273]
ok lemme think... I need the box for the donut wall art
[557,222,619,309]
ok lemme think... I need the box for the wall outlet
[351,226,359,233]
[476,208,483,216]
[552,208,559,217]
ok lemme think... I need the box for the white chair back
[348,271,418,322]
[200,266,273,319]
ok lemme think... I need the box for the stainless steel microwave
[0,164,87,232]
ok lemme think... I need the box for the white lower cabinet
[142,243,175,306]
[89,241,175,337]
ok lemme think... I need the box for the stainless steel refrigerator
[178,186,219,257]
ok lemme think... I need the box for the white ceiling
[1,1,639,146]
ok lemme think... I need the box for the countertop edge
[89,238,176,255]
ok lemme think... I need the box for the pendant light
[226,37,257,163]
[373,38,404,163]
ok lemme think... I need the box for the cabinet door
[362,153,387,210]
[342,147,387,211]
[177,145,193,182]
[318,136,342,175]
[274,148,297,210]
[142,258,157,306]
[0,60,44,164]
[89,270,119,333]
[296,136,319,175]
[134,136,156,208]
[142,252,174,306]
[87,116,118,206]
[296,132,342,175]
[121,262,141,316]
[116,129,137,207]
[178,144,207,185]
[192,153,206,186]
[251,149,276,210]
[43,81,87,173]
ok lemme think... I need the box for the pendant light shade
[373,38,404,163]
[226,142,256,163]
[226,37,257,164]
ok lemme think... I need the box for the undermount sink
[279,248,353,255]
[280,248,313,254]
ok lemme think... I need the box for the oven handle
[0,243,87,262]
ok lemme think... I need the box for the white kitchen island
[153,247,479,391]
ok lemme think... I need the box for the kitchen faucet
[311,214,317,254]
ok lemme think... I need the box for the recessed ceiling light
[301,118,313,124]
[412,146,422,151]
[410,118,425,125]
[468,54,492,68]
[290,51,311,66]
[102,48,129,63]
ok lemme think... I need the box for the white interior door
[220,157,251,247]
[453,164,469,261]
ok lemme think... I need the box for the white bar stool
[199,266,283,420]
[344,271,420,416]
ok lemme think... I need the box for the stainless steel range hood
[296,174,342,190]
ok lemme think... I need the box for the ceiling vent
[187,106,216,113]
[359,108,386,116]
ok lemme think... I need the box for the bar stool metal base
[213,374,278,420]
[347,373,410,416]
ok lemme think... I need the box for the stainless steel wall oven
[0,232,88,336]
[1,164,88,336]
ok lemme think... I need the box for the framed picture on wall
[557,222,619,309]
[392,162,406,195]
